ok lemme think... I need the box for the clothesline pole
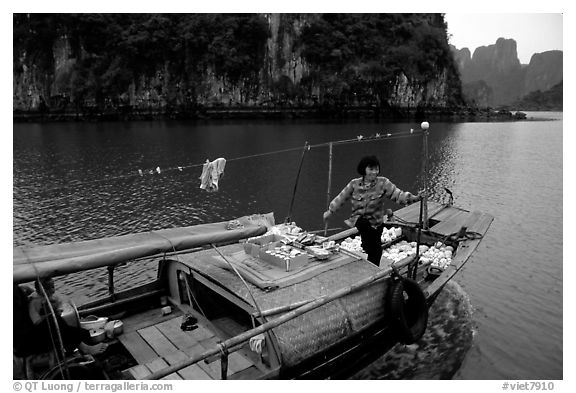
[421,121,429,230]
[324,142,333,236]
[285,142,309,223]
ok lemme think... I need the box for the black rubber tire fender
[387,277,429,344]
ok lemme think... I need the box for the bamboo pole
[252,299,312,318]
[143,256,415,380]
[324,142,333,236]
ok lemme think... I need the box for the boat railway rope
[23,129,425,202]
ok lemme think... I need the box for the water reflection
[351,281,474,379]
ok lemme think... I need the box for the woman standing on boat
[323,155,420,266]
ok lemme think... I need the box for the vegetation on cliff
[14,13,464,118]
[299,14,462,105]
[14,14,270,109]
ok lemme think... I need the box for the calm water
[12,112,563,379]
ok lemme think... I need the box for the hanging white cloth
[199,157,227,192]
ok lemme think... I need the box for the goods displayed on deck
[243,223,339,271]
[381,226,403,243]
[340,226,402,255]
[420,242,454,273]
[381,240,419,264]
[249,222,456,275]
[339,236,364,253]
[380,238,453,272]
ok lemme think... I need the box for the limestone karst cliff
[13,13,465,118]
[451,38,563,108]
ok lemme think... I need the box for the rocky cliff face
[389,70,451,109]
[524,50,563,95]
[14,14,461,116]
[452,39,563,108]
[457,38,523,106]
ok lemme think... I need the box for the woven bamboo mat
[209,248,360,289]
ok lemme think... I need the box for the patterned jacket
[328,176,418,227]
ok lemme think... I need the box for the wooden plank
[164,350,212,380]
[229,365,263,380]
[122,307,183,334]
[138,325,179,357]
[227,352,253,374]
[197,336,224,378]
[429,210,470,236]
[181,343,221,379]
[146,358,168,372]
[118,331,158,364]
[156,317,200,351]
[468,213,494,235]
[427,202,447,220]
[199,335,220,350]
[394,201,445,224]
[463,211,483,229]
[146,358,182,381]
[393,202,420,223]
[128,365,151,379]
[184,324,214,342]
[431,205,465,222]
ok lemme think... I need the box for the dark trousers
[355,217,384,266]
[31,316,91,355]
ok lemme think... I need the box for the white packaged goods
[381,241,454,269]
[419,244,453,270]
[340,236,363,252]
[381,226,403,243]
[382,240,417,263]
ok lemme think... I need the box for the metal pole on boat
[409,121,429,280]
[107,266,115,299]
[421,121,429,230]
[286,142,310,223]
[324,142,333,236]
[410,198,425,280]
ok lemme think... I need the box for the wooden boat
[13,200,492,380]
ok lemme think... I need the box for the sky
[444,13,563,64]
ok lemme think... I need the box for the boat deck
[114,203,493,380]
[394,201,494,237]
[118,307,263,380]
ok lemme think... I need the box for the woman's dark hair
[357,155,380,176]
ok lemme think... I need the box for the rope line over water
[20,129,424,201]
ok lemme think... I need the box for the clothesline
[20,128,424,198]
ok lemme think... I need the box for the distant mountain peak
[451,38,562,108]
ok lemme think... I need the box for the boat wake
[350,280,475,380]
